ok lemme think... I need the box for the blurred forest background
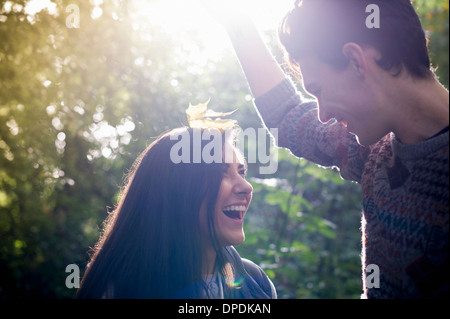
[0,0,448,299]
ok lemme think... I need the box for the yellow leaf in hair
[186,99,209,125]
[186,99,238,130]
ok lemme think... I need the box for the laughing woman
[76,122,276,299]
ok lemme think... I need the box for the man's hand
[199,0,287,99]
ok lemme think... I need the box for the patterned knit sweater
[254,78,449,299]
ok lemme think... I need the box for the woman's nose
[235,177,253,196]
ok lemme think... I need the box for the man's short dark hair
[279,0,433,79]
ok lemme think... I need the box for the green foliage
[0,0,448,299]
[239,151,362,298]
[414,0,449,87]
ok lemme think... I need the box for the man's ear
[342,43,366,78]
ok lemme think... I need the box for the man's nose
[318,104,332,124]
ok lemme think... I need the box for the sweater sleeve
[254,78,369,183]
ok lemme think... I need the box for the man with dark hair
[207,0,449,298]
[279,0,434,80]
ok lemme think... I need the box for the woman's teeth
[224,205,246,212]
[223,205,246,219]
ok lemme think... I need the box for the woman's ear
[342,43,366,78]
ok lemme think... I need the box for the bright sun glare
[133,0,293,30]
[20,0,294,159]
[130,0,294,61]
[23,0,294,62]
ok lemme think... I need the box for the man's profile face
[298,53,389,146]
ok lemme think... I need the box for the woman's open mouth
[222,205,246,220]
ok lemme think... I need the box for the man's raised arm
[202,1,287,98]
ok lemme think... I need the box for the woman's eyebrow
[225,163,247,170]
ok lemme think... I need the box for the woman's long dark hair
[77,127,234,298]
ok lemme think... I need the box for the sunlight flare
[130,0,293,62]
